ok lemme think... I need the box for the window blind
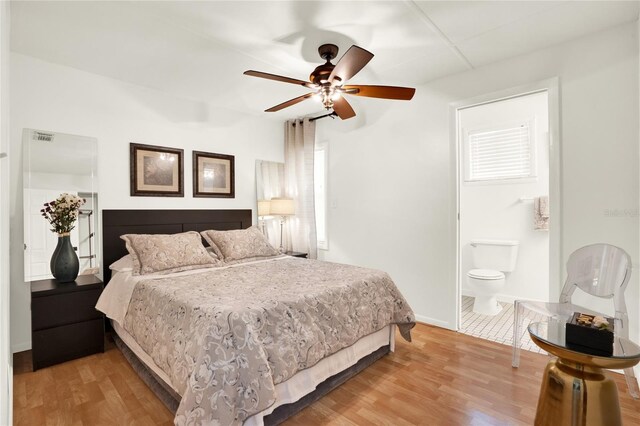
[467,124,532,181]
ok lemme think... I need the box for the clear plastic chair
[512,243,639,399]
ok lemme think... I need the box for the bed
[99,209,415,425]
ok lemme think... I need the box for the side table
[528,320,640,426]
[30,274,105,370]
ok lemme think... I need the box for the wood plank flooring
[13,337,174,426]
[13,323,640,425]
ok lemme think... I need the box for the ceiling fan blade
[265,93,315,112]
[244,70,317,89]
[328,45,374,84]
[342,85,415,100]
[332,97,356,120]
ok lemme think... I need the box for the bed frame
[100,208,390,424]
[102,209,252,284]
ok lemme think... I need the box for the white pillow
[110,255,133,272]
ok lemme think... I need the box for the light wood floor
[13,323,640,425]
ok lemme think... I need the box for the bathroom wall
[460,91,549,303]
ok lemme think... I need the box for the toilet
[467,239,519,316]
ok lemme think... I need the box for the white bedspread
[96,257,415,425]
[97,256,291,327]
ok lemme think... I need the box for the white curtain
[283,118,317,259]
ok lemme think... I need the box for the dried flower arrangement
[40,193,86,235]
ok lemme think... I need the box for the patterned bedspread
[122,258,415,425]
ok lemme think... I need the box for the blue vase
[51,234,79,283]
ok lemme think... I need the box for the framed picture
[130,143,184,197]
[193,151,235,198]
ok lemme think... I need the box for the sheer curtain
[283,118,317,259]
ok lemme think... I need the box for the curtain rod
[291,111,337,126]
[309,111,338,122]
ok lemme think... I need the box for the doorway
[452,80,561,350]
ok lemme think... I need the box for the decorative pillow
[109,254,133,272]
[206,246,221,260]
[120,231,220,275]
[205,241,224,260]
[200,227,279,261]
[222,253,286,266]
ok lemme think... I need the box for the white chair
[512,243,639,399]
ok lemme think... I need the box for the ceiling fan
[244,44,416,120]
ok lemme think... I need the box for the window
[314,143,328,250]
[464,121,536,182]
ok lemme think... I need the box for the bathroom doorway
[452,81,560,350]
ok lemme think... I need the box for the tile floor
[460,295,545,354]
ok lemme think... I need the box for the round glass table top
[528,320,640,360]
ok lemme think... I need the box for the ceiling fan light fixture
[244,43,415,120]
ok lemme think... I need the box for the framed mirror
[23,129,99,281]
[255,159,285,248]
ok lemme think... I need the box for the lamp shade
[270,197,295,216]
[257,200,271,217]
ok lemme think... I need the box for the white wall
[460,92,549,303]
[9,53,284,352]
[0,1,11,423]
[318,22,639,337]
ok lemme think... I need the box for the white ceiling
[10,1,640,120]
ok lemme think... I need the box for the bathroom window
[464,121,536,182]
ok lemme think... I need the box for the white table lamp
[270,197,295,252]
[257,199,271,217]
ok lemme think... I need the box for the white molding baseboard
[11,342,30,354]
[415,314,455,331]
[496,294,517,304]
[461,288,547,305]
[461,288,473,298]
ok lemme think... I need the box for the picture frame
[193,151,235,198]
[130,143,184,197]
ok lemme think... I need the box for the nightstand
[285,251,308,259]
[30,274,105,370]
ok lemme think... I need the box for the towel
[534,196,549,231]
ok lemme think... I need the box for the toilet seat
[467,269,505,280]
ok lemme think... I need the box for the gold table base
[529,322,640,426]
[535,358,621,426]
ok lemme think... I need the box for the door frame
[0,1,10,424]
[449,77,562,330]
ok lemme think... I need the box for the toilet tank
[470,239,520,272]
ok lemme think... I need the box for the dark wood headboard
[102,209,252,283]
